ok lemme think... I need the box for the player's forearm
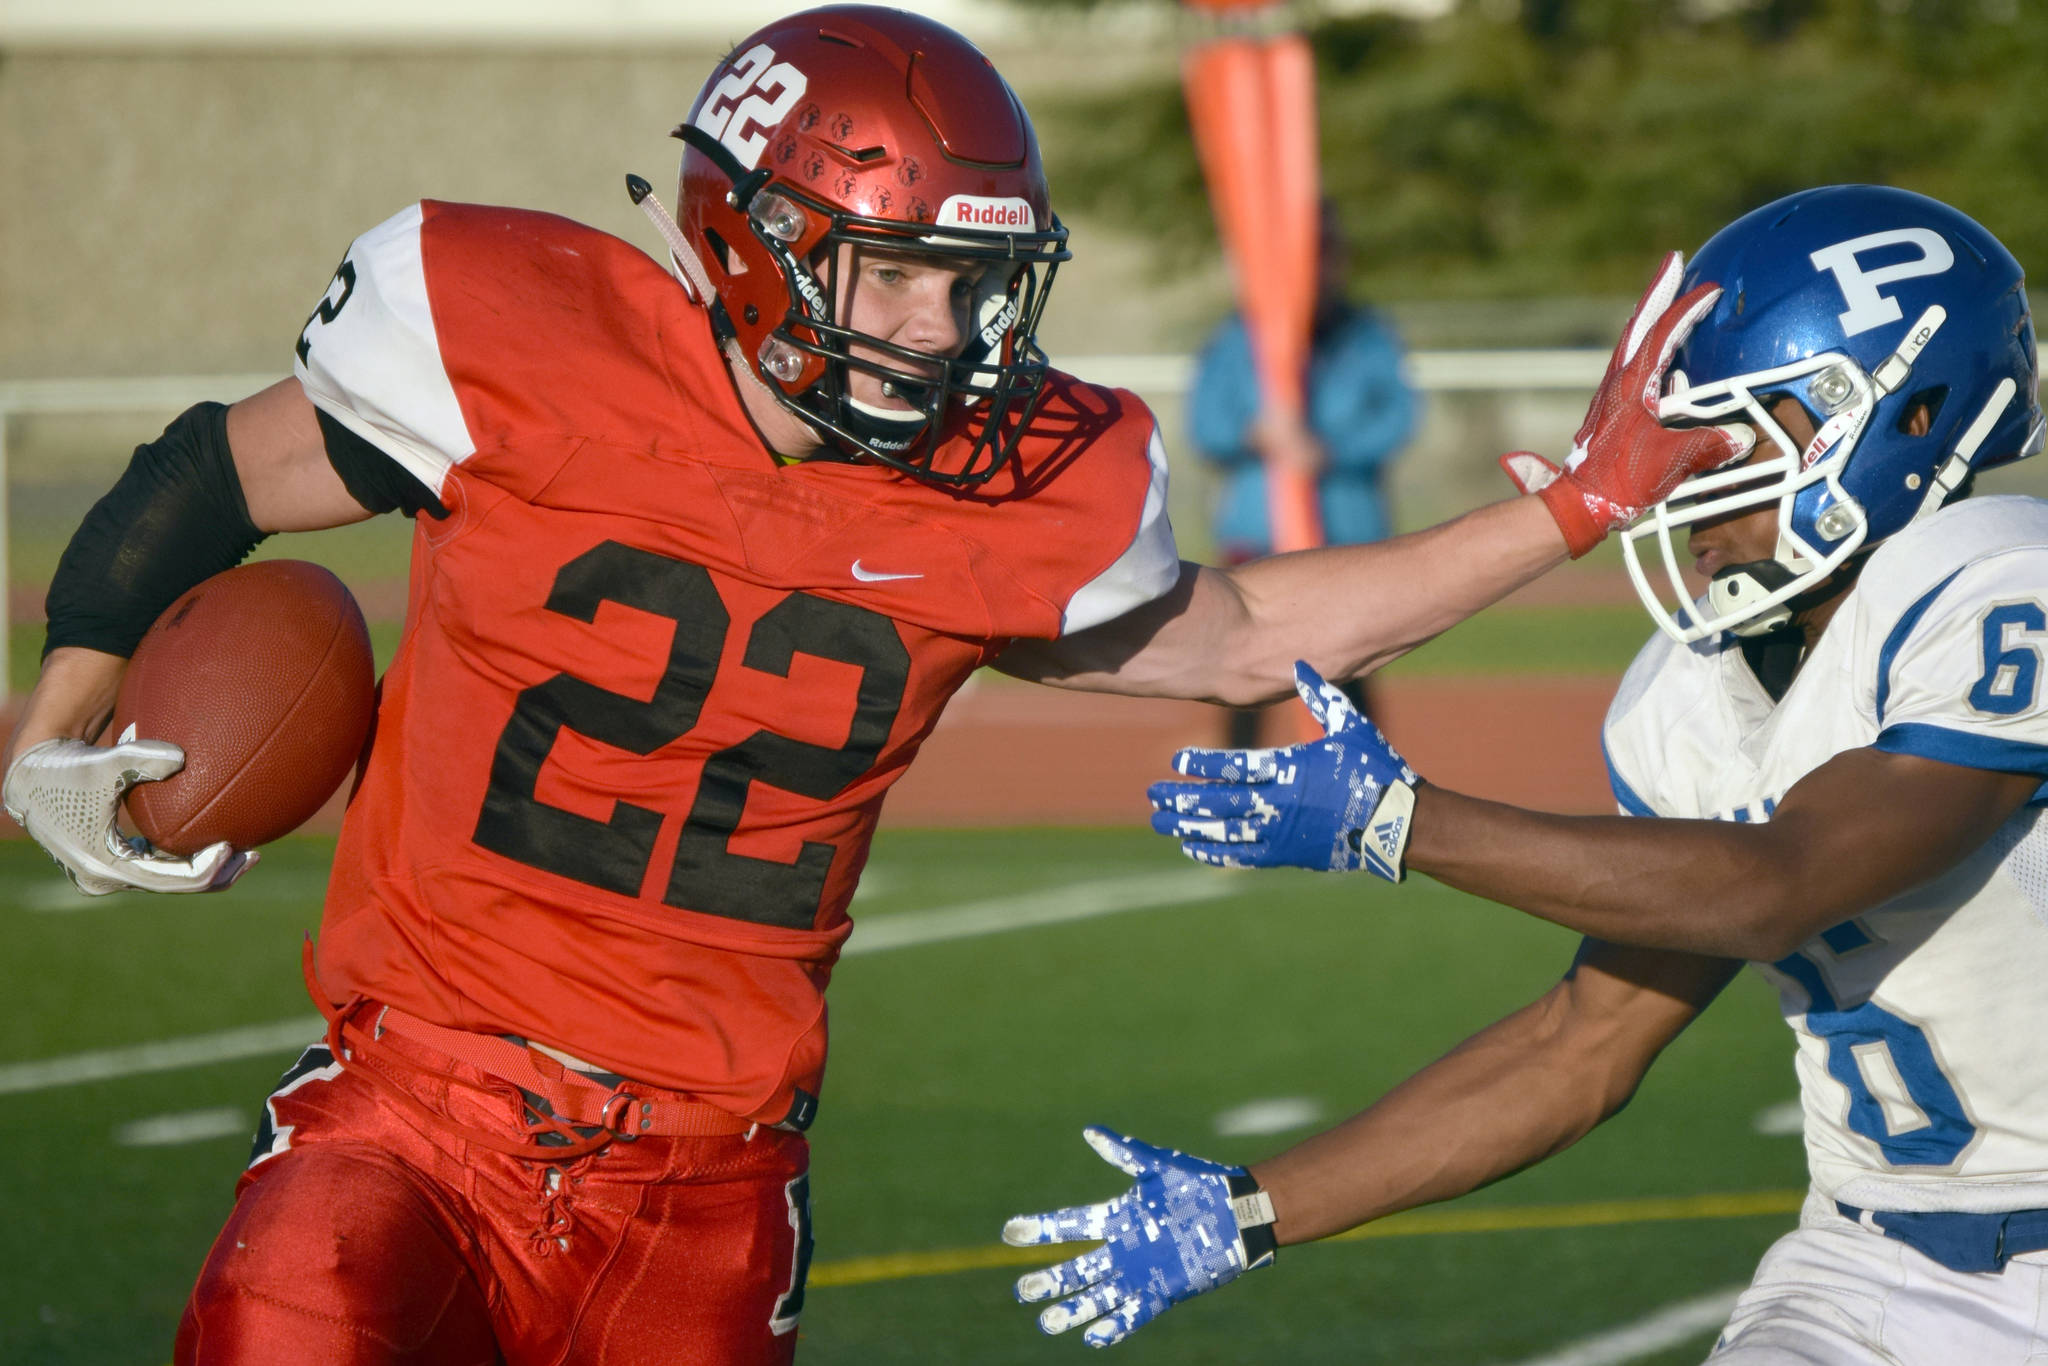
[9,390,365,785]
[996,497,1567,703]
[2,647,127,774]
[1250,989,1632,1245]
[1213,496,1567,703]
[1408,787,1813,960]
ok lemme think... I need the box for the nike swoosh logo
[851,561,922,583]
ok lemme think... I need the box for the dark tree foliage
[1020,0,2048,299]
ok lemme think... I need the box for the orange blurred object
[1183,20,1324,553]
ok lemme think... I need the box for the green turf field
[3,828,1807,1365]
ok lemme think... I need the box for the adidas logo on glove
[1360,783,1416,883]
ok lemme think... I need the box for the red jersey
[291,202,1178,1124]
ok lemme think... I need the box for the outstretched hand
[1002,1126,1276,1348]
[1149,662,1419,879]
[1502,251,1753,557]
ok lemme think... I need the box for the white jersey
[1604,496,2048,1215]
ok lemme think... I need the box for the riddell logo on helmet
[936,196,1036,231]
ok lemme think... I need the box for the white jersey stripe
[1059,423,1180,636]
[291,202,476,496]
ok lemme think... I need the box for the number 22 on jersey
[472,540,908,931]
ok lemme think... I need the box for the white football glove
[2,736,254,895]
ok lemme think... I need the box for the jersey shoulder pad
[412,201,678,326]
[410,202,711,443]
[1602,622,1731,816]
[291,201,475,500]
[1849,496,2048,695]
[1008,371,1181,636]
[297,200,724,504]
[1853,499,2048,784]
[1855,496,2048,623]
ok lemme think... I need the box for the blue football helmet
[1621,185,2044,642]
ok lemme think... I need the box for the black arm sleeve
[43,402,268,659]
[315,408,448,519]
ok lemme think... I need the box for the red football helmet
[674,4,1069,485]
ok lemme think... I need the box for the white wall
[0,1,1031,48]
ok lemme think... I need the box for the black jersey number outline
[296,258,358,364]
[473,540,909,929]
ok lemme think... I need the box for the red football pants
[174,1032,811,1365]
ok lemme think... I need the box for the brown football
[110,560,375,855]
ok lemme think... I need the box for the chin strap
[1911,375,2020,526]
[626,174,714,305]
[1708,559,1800,638]
[837,392,930,454]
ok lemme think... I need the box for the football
[110,560,376,855]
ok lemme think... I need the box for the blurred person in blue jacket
[1188,200,1418,743]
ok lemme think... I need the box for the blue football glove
[1149,661,1420,879]
[1003,1126,1277,1348]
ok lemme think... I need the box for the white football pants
[1709,1193,2048,1365]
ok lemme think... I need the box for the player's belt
[301,939,751,1159]
[369,1002,753,1139]
[1837,1201,2048,1273]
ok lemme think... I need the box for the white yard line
[1214,1095,1325,1137]
[0,1016,326,1097]
[16,869,335,914]
[1,871,1245,1094]
[115,1106,250,1147]
[841,870,1240,955]
[1508,1285,1745,1366]
[1751,1099,1804,1136]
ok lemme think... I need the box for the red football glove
[1502,252,1754,558]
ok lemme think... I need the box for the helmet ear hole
[701,228,743,277]
[1900,386,1949,437]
